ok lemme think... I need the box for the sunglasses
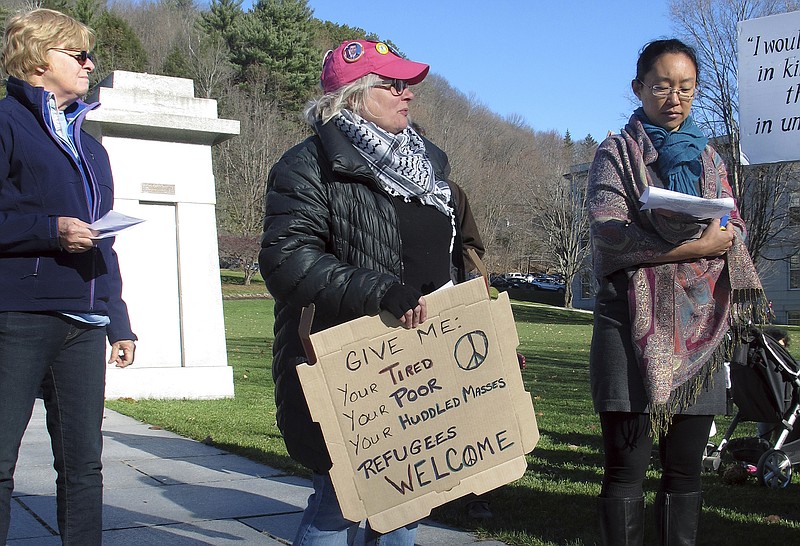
[374,78,410,96]
[49,48,94,66]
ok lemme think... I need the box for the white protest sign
[738,10,800,164]
[297,278,539,532]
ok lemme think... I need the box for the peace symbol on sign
[453,330,489,371]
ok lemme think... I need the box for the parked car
[530,278,565,292]
[491,273,530,290]
[490,275,510,289]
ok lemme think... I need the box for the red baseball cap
[320,40,429,93]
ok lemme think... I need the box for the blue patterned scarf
[635,107,708,196]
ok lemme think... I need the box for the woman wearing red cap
[259,40,478,545]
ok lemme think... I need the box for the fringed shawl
[587,115,767,434]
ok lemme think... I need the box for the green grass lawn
[106,288,800,546]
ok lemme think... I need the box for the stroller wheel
[756,449,793,488]
[702,443,721,472]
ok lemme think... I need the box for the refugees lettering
[355,425,458,479]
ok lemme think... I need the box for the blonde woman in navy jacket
[0,9,135,544]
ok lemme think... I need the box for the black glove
[379,284,422,319]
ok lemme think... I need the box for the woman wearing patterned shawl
[259,39,479,545]
[587,39,765,546]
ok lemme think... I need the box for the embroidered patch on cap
[342,41,364,63]
[375,42,389,55]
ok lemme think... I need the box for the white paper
[89,210,145,239]
[639,186,734,220]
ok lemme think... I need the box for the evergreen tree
[579,134,598,163]
[93,10,148,82]
[563,129,575,164]
[0,5,9,34]
[161,44,193,79]
[73,0,101,26]
[165,0,197,11]
[236,0,318,111]
[41,0,72,14]
[311,19,372,52]
[200,0,244,52]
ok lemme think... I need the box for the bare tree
[670,0,800,264]
[213,84,306,284]
[535,166,591,308]
[530,132,596,308]
[186,31,235,99]
[114,0,195,75]
[410,75,568,274]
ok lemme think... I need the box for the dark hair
[636,39,700,83]
[763,326,791,347]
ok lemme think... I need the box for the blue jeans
[0,312,106,545]
[293,472,418,546]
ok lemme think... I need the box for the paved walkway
[8,400,504,545]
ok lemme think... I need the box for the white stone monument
[84,71,240,399]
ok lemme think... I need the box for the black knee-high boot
[598,496,644,546]
[654,491,702,545]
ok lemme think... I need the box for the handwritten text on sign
[298,279,538,531]
[332,311,514,507]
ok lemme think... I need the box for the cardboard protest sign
[738,10,800,164]
[297,277,539,532]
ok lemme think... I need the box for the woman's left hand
[697,218,734,257]
[645,218,735,264]
[109,340,136,368]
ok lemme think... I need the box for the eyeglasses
[636,79,696,101]
[49,48,94,66]
[373,78,410,96]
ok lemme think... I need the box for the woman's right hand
[380,283,426,329]
[58,216,96,253]
[696,218,734,257]
[398,296,427,329]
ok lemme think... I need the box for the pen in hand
[719,214,729,231]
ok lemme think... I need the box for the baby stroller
[703,327,800,488]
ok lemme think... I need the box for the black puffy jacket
[259,119,465,472]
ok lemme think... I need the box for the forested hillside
[2,0,598,285]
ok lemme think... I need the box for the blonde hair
[2,8,94,81]
[305,73,382,126]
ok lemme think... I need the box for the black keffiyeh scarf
[333,110,455,243]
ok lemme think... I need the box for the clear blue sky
[245,0,676,141]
